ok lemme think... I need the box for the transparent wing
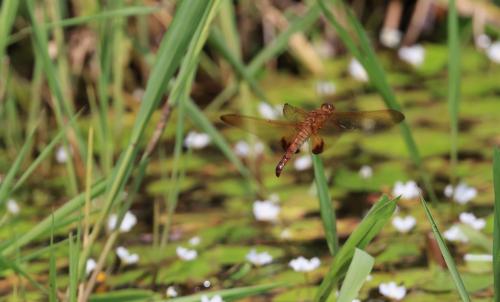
[283,103,308,123]
[320,110,405,135]
[220,114,298,141]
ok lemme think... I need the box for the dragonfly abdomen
[275,129,311,177]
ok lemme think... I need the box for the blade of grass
[49,217,57,302]
[421,198,471,301]
[0,0,20,61]
[68,230,81,302]
[312,154,338,256]
[337,248,374,302]
[0,254,47,293]
[318,0,437,203]
[448,0,460,183]
[315,195,397,301]
[77,0,214,278]
[493,147,500,302]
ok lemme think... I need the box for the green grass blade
[0,254,47,293]
[315,195,397,301]
[49,217,57,302]
[337,248,374,302]
[312,154,338,256]
[78,0,214,276]
[68,231,80,302]
[0,0,19,60]
[448,0,461,183]
[0,124,37,207]
[421,198,471,301]
[493,147,500,302]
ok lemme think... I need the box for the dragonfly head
[321,103,335,113]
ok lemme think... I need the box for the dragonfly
[221,103,405,177]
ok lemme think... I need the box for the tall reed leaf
[312,154,338,255]
[315,195,397,302]
[337,248,374,302]
[318,0,437,202]
[0,0,19,60]
[448,0,460,182]
[168,283,282,302]
[421,198,471,301]
[493,148,500,302]
[78,0,214,275]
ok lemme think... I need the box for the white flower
[398,44,425,67]
[316,80,336,96]
[289,256,321,272]
[184,131,211,149]
[294,155,312,171]
[234,140,264,157]
[203,280,211,288]
[6,199,20,215]
[486,41,500,63]
[56,146,69,163]
[359,165,373,179]
[86,258,96,275]
[392,180,421,199]
[444,182,477,205]
[475,34,491,50]
[107,211,137,233]
[258,102,282,119]
[379,28,402,48]
[392,215,416,233]
[176,246,197,261]
[348,58,368,82]
[379,282,407,300]
[253,200,280,222]
[246,249,273,266]
[116,246,139,264]
[464,254,493,262]
[166,286,178,297]
[189,236,201,246]
[201,295,223,302]
[444,225,468,243]
[459,212,485,230]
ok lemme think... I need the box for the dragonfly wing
[320,109,404,135]
[283,103,308,123]
[220,114,297,140]
[311,134,325,154]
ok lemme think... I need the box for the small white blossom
[379,282,407,300]
[203,280,211,288]
[392,181,421,199]
[176,246,197,261]
[359,165,373,179]
[289,256,321,272]
[201,295,223,302]
[258,102,282,119]
[392,215,416,233]
[444,225,468,243]
[86,258,96,275]
[234,140,264,157]
[116,246,139,264]
[316,80,336,96]
[246,249,273,266]
[459,212,485,230]
[348,58,368,82]
[189,236,201,246]
[398,44,425,67]
[166,286,178,297]
[487,41,500,63]
[253,200,280,222]
[56,146,69,163]
[6,199,20,215]
[107,211,137,233]
[475,34,492,50]
[464,253,493,262]
[444,182,477,205]
[294,155,312,171]
[379,28,402,48]
[184,131,211,149]
[132,89,145,102]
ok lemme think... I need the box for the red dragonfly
[221,103,404,177]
